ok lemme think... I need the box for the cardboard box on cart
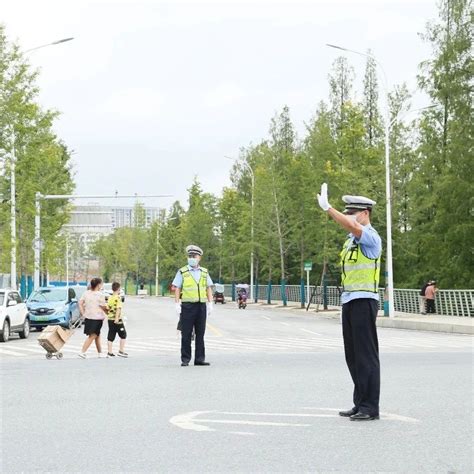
[38,325,72,353]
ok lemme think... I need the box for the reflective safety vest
[180,266,209,303]
[340,237,381,293]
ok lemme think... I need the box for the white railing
[222,285,474,317]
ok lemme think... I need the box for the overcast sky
[3,0,437,210]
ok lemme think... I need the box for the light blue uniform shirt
[340,224,382,305]
[172,265,214,289]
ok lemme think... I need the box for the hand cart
[38,319,82,360]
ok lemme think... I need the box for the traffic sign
[304,261,312,271]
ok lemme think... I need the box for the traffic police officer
[317,183,382,421]
[172,245,214,367]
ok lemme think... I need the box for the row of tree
[0,25,76,280]
[2,1,471,290]
[93,0,472,290]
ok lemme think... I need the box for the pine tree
[415,0,473,287]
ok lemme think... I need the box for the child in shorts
[107,282,128,358]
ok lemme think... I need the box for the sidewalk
[250,302,474,335]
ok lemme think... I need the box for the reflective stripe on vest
[340,237,381,293]
[180,266,208,303]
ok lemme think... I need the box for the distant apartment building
[66,204,161,240]
[111,207,161,229]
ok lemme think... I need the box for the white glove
[175,303,181,315]
[206,301,213,316]
[317,183,331,211]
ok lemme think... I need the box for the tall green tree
[414,0,473,287]
[0,25,75,278]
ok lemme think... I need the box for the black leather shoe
[350,412,379,421]
[181,362,189,367]
[194,362,210,366]
[339,408,358,417]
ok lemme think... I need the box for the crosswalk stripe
[224,338,330,350]
[266,337,340,348]
[113,344,148,352]
[12,346,46,354]
[1,332,472,358]
[0,347,26,356]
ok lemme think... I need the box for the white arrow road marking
[219,412,336,418]
[170,408,420,433]
[196,419,311,427]
[169,411,216,432]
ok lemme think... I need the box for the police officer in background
[317,183,382,421]
[172,245,214,367]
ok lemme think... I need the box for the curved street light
[326,44,439,318]
[326,43,394,317]
[24,37,74,54]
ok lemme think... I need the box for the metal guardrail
[222,285,473,317]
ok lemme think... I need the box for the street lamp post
[155,222,160,296]
[10,134,16,290]
[326,43,395,318]
[8,37,74,290]
[226,157,255,302]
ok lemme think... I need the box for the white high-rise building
[67,204,161,236]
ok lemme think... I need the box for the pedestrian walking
[106,282,128,358]
[78,277,108,359]
[172,245,214,367]
[425,280,437,314]
[419,280,430,314]
[317,183,382,421]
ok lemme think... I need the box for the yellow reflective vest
[180,266,209,303]
[340,237,381,293]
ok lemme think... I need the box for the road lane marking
[261,316,271,320]
[299,328,322,336]
[220,338,323,350]
[170,408,420,434]
[197,419,311,427]
[206,323,223,337]
[267,337,340,347]
[280,322,290,326]
[0,347,25,356]
[11,346,46,354]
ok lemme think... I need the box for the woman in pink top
[425,281,437,314]
[78,277,108,358]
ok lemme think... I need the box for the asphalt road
[1,297,473,473]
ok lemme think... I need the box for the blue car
[27,286,86,330]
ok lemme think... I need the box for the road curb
[247,302,473,335]
[375,317,474,335]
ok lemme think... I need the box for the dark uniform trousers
[181,302,207,364]
[342,298,380,416]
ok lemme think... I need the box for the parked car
[27,286,83,330]
[0,289,30,342]
[102,283,125,302]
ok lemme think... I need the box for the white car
[101,283,125,302]
[0,289,30,342]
